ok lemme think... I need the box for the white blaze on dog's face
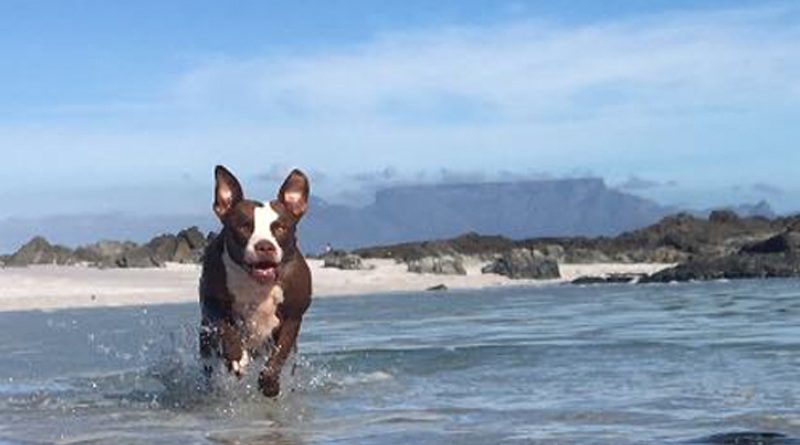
[213,166,310,284]
[242,203,284,277]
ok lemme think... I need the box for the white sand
[0,259,673,312]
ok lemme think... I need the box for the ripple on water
[0,281,799,444]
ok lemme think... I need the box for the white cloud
[3,2,800,215]
[171,3,800,124]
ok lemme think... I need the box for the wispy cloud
[157,2,800,192]
[171,3,800,124]
[751,182,785,195]
[3,2,800,215]
[618,175,678,191]
[349,166,400,183]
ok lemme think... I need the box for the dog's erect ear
[278,169,310,219]
[214,165,243,220]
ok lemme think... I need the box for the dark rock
[5,237,76,266]
[72,247,101,263]
[539,244,566,262]
[179,227,209,263]
[4,226,210,269]
[407,255,466,275]
[426,284,448,291]
[121,227,210,266]
[608,212,777,259]
[117,246,161,268]
[572,276,617,285]
[483,248,560,279]
[571,273,644,285]
[73,240,137,266]
[708,209,740,224]
[322,250,365,270]
[355,232,515,261]
[178,226,206,250]
[172,237,195,263]
[659,231,700,252]
[146,234,178,264]
[563,248,611,264]
[642,253,800,283]
[351,207,784,269]
[741,231,800,255]
[696,431,795,445]
[629,247,687,263]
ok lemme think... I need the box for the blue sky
[2,0,800,218]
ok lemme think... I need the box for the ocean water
[0,280,799,445]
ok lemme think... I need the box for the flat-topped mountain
[302,178,674,251]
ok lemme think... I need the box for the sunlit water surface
[1,280,799,444]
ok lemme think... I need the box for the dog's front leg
[258,317,301,397]
[217,319,248,376]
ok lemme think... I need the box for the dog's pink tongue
[251,267,277,284]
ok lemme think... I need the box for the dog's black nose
[254,240,277,255]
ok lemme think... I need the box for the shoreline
[0,259,673,312]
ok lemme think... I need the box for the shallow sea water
[1,279,799,444]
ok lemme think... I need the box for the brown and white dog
[199,165,312,397]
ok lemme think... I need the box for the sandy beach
[0,259,673,312]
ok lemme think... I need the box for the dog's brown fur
[199,166,311,397]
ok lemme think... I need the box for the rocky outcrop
[740,231,800,255]
[151,227,208,264]
[322,250,366,270]
[7,209,800,284]
[355,232,514,262]
[73,241,137,268]
[115,226,209,268]
[538,244,566,262]
[4,237,77,266]
[3,227,210,268]
[116,246,161,268]
[642,253,800,282]
[562,248,611,264]
[350,210,793,284]
[641,229,800,283]
[407,255,466,275]
[354,210,789,277]
[482,248,560,279]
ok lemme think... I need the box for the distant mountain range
[0,178,777,254]
[303,178,671,251]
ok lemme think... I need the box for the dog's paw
[228,350,250,377]
[269,285,284,305]
[258,370,280,398]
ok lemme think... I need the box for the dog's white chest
[223,251,284,350]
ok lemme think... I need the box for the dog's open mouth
[247,262,279,283]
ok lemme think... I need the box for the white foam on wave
[339,371,394,386]
[0,379,72,396]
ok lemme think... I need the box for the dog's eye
[240,222,254,236]
[273,225,286,236]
